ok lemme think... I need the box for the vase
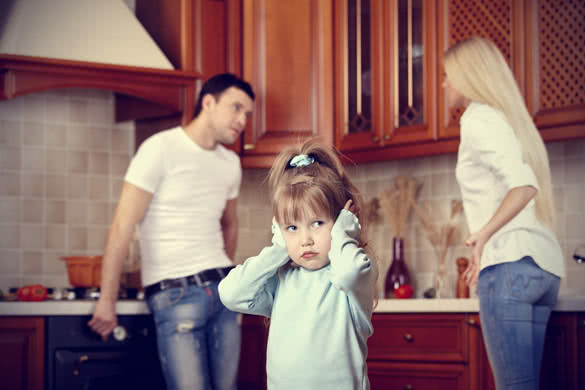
[384,237,411,298]
[435,262,451,299]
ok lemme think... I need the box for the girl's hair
[267,137,366,245]
[444,37,555,229]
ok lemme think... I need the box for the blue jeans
[478,256,560,390]
[147,279,241,390]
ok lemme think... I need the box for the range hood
[0,0,200,119]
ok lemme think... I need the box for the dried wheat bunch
[379,176,420,238]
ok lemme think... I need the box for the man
[89,73,255,390]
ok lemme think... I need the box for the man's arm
[88,182,153,340]
[221,198,238,261]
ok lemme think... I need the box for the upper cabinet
[436,0,525,140]
[335,0,437,153]
[127,0,584,167]
[524,0,585,141]
[240,0,334,168]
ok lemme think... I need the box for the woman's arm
[464,185,537,285]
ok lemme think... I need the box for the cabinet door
[578,313,585,390]
[0,317,45,390]
[335,0,384,152]
[540,312,578,390]
[335,0,436,153]
[466,314,496,390]
[368,361,466,390]
[381,0,437,147]
[238,315,268,390]
[241,0,333,168]
[525,0,585,141]
[437,0,525,139]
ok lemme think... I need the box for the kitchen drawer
[368,314,467,363]
[368,361,466,390]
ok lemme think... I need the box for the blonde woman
[443,37,565,389]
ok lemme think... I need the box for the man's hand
[88,298,118,341]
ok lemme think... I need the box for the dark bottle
[384,237,411,298]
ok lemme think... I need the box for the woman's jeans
[147,279,241,390]
[478,256,560,390]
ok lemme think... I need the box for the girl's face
[280,213,334,270]
[442,74,467,110]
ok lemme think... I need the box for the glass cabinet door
[335,0,384,152]
[383,0,435,145]
[335,0,436,153]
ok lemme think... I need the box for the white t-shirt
[456,102,565,278]
[125,127,242,286]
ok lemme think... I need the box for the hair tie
[288,154,314,168]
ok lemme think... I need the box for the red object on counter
[17,284,48,301]
[394,284,414,299]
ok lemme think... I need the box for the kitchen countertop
[1,296,583,316]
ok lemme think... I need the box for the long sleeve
[328,209,378,328]
[218,244,290,317]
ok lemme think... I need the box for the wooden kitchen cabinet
[239,0,334,168]
[436,0,526,140]
[334,0,437,154]
[238,314,268,390]
[578,313,585,390]
[124,0,240,150]
[437,0,585,143]
[0,317,45,390]
[525,0,585,142]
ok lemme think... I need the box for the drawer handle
[404,385,414,390]
[467,319,479,327]
[403,333,414,342]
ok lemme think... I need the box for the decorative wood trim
[0,54,201,112]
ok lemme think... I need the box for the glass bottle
[384,237,411,298]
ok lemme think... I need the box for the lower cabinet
[0,317,44,390]
[369,312,582,390]
[238,314,269,390]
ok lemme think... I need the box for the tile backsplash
[1,89,584,298]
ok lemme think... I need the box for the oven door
[54,349,165,390]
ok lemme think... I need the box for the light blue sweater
[219,210,378,390]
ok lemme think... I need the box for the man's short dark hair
[193,73,255,118]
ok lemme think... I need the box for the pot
[61,256,103,287]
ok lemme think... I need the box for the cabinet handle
[244,144,256,150]
[383,134,391,141]
[403,333,414,342]
[404,385,414,390]
[466,319,478,327]
[372,136,379,143]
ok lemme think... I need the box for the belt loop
[218,268,225,278]
[194,273,203,287]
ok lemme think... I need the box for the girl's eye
[286,225,297,232]
[311,220,324,228]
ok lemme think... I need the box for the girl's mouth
[302,252,317,259]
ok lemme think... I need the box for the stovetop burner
[6,287,144,301]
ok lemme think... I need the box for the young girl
[219,138,378,390]
[443,37,565,389]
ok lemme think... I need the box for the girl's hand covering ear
[343,199,360,218]
[332,203,361,241]
[271,217,286,248]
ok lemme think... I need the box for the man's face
[280,213,334,271]
[207,87,254,145]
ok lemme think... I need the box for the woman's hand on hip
[463,231,488,286]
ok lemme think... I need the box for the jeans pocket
[148,287,185,312]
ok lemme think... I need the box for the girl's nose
[301,233,314,246]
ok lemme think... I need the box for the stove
[46,314,165,390]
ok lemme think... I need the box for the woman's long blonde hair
[444,37,555,229]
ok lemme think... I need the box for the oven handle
[73,353,127,376]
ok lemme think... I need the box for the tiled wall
[236,140,585,298]
[1,89,584,298]
[0,90,134,291]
